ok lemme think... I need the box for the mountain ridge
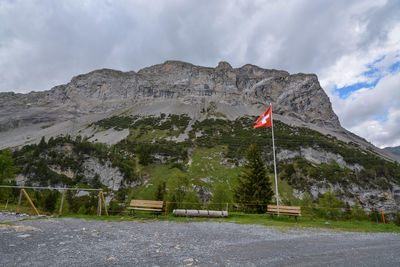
[0,60,398,163]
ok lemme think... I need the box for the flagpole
[270,103,280,215]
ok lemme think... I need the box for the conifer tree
[153,181,166,201]
[0,149,19,184]
[234,144,273,213]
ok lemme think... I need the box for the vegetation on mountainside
[2,113,400,220]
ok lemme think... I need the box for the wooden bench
[266,205,301,222]
[127,200,164,215]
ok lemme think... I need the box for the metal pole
[16,189,23,214]
[270,103,280,215]
[98,193,102,216]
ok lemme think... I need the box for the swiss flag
[254,106,272,128]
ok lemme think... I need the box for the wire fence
[1,185,398,224]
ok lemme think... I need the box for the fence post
[97,192,102,216]
[59,188,66,216]
[21,189,40,216]
[381,208,386,224]
[16,189,23,213]
[100,191,108,216]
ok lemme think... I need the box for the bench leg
[294,216,297,222]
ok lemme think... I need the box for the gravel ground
[1,213,400,266]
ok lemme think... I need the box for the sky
[0,0,399,148]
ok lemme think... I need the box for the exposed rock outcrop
[0,61,338,134]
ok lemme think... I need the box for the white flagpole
[270,103,280,214]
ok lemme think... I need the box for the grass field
[2,203,398,233]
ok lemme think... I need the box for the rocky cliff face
[0,60,340,133]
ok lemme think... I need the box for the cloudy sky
[1,0,399,148]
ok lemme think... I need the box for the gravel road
[1,213,400,266]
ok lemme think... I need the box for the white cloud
[332,71,400,147]
[349,109,400,148]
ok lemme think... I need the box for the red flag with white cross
[254,106,272,128]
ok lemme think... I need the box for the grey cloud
[1,0,400,146]
[2,0,395,92]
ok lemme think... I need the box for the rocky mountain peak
[0,60,345,149]
[216,61,233,70]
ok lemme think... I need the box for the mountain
[384,146,400,157]
[1,61,399,213]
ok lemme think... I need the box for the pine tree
[0,149,19,184]
[153,181,166,201]
[234,144,273,213]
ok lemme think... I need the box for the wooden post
[59,188,66,216]
[16,189,23,213]
[381,208,386,224]
[164,201,168,216]
[100,191,108,216]
[97,192,102,216]
[21,189,40,216]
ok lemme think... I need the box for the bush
[300,192,315,217]
[212,183,231,210]
[40,191,60,213]
[317,190,342,220]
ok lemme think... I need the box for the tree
[40,190,60,213]
[212,183,230,210]
[317,190,342,220]
[234,144,273,213]
[351,202,367,221]
[166,173,190,210]
[0,149,19,184]
[300,192,314,217]
[153,181,166,201]
[137,144,153,165]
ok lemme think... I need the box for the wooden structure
[127,200,164,214]
[98,190,109,216]
[266,205,301,221]
[16,189,40,216]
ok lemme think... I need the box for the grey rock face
[0,60,340,134]
[82,158,124,191]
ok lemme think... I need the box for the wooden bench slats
[128,200,164,214]
[130,200,163,209]
[266,205,301,221]
[267,205,300,211]
[127,207,163,211]
[268,212,301,215]
[267,209,300,213]
[267,208,301,213]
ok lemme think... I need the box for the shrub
[212,183,231,210]
[317,190,342,220]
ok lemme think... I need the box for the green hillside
[4,113,400,213]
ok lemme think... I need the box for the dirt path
[1,213,399,266]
